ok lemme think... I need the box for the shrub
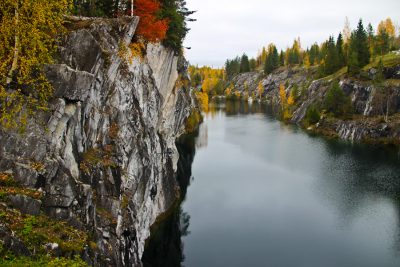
[305,105,321,124]
[323,82,352,117]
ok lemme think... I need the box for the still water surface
[145,101,400,267]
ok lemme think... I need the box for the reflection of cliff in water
[142,132,198,267]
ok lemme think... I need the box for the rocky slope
[0,17,195,266]
[229,64,400,145]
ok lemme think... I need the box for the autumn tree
[134,0,168,42]
[257,81,264,101]
[0,0,72,129]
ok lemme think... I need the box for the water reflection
[142,133,197,267]
[144,100,400,267]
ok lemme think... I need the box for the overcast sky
[183,0,400,67]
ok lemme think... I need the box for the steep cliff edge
[228,64,400,145]
[0,17,195,266]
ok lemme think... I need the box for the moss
[96,207,117,225]
[0,205,89,257]
[0,255,88,267]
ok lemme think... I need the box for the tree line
[72,0,194,52]
[225,17,399,79]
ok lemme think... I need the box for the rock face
[230,66,400,144]
[0,17,195,266]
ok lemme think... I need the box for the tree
[372,59,392,122]
[309,43,319,65]
[134,0,169,42]
[240,54,250,73]
[378,18,396,38]
[324,82,352,117]
[249,58,257,71]
[343,16,351,43]
[324,36,340,75]
[264,44,279,74]
[347,19,370,74]
[159,0,195,53]
[0,0,72,129]
[257,81,264,101]
[279,50,285,66]
[336,33,345,67]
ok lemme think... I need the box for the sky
[183,0,400,68]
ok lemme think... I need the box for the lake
[143,100,400,267]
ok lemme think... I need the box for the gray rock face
[8,195,42,216]
[230,66,400,144]
[0,17,194,266]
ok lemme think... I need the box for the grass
[363,52,400,70]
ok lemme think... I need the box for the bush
[305,105,321,124]
[323,82,352,117]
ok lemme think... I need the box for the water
[143,101,400,267]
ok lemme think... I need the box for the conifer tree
[336,33,345,67]
[348,19,370,73]
[240,54,250,73]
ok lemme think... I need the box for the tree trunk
[131,0,134,17]
[6,3,19,86]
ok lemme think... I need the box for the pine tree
[264,44,279,74]
[279,50,285,66]
[323,36,339,75]
[347,19,370,73]
[240,54,250,73]
[336,33,345,67]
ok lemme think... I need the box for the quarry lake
[143,101,400,267]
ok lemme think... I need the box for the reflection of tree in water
[142,132,197,266]
[318,138,400,252]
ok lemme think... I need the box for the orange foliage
[135,0,169,42]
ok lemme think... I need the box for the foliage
[195,92,209,112]
[159,0,195,53]
[264,44,279,74]
[323,82,352,117]
[240,54,250,73]
[305,105,321,124]
[257,82,264,100]
[0,0,72,129]
[0,255,88,267]
[347,19,370,74]
[0,204,88,258]
[189,65,225,95]
[0,173,42,200]
[185,108,202,133]
[134,0,169,42]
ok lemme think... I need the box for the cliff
[0,17,195,266]
[228,63,400,145]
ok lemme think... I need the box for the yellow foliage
[279,84,287,105]
[257,82,264,99]
[378,18,396,38]
[202,77,219,93]
[195,91,209,112]
[287,94,295,106]
[303,54,310,68]
[0,0,72,129]
[129,41,146,62]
